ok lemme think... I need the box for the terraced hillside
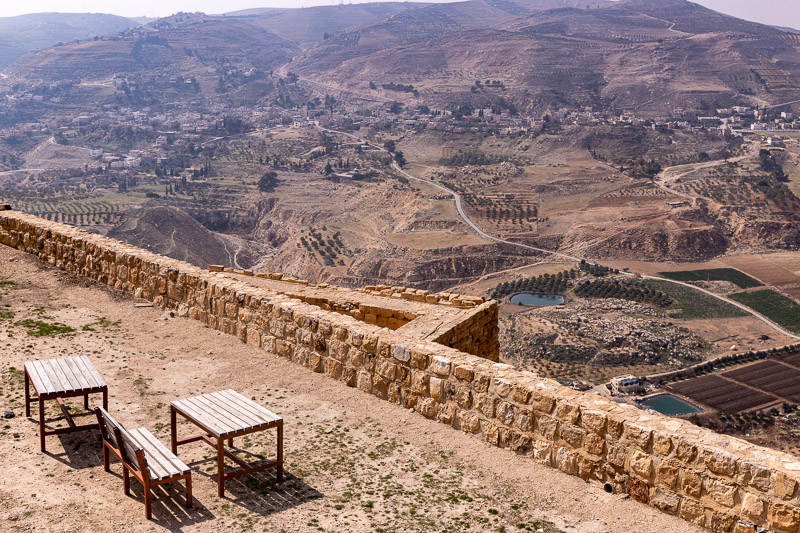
[292,0,800,113]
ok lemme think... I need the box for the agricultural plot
[780,352,800,368]
[729,290,800,334]
[722,256,800,287]
[668,375,778,412]
[645,280,747,319]
[723,361,800,403]
[658,268,762,289]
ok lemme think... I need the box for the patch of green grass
[15,319,75,337]
[0,310,13,320]
[729,289,800,334]
[645,280,747,319]
[658,268,763,289]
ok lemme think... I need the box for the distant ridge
[774,25,800,33]
[0,12,140,70]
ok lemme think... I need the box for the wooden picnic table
[170,389,283,497]
[24,355,108,452]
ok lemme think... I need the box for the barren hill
[6,13,298,88]
[227,2,431,48]
[108,206,263,269]
[0,13,140,70]
[291,0,800,113]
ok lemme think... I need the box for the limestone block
[530,391,555,414]
[454,365,475,382]
[514,408,534,433]
[657,462,680,490]
[623,423,652,450]
[536,415,559,441]
[652,488,680,514]
[533,440,552,463]
[580,410,607,435]
[739,462,772,493]
[556,447,578,476]
[679,498,705,526]
[430,377,445,401]
[774,472,799,500]
[675,439,699,464]
[703,448,738,477]
[768,503,800,532]
[431,356,451,376]
[741,492,766,523]
[482,421,500,446]
[356,371,372,393]
[560,425,585,449]
[555,402,580,425]
[710,511,737,533]
[682,469,703,498]
[630,449,654,478]
[709,479,737,507]
[417,397,437,419]
[653,433,672,456]
[309,352,323,373]
[584,432,605,456]
[455,385,472,409]
[458,410,481,433]
[437,402,456,426]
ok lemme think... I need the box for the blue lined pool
[641,394,703,415]
[509,293,565,306]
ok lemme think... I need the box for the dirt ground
[0,245,705,533]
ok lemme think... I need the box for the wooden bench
[95,407,192,519]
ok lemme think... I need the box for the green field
[658,268,763,289]
[729,290,800,334]
[646,280,748,319]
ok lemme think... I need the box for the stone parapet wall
[2,210,800,533]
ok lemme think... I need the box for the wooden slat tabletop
[172,389,282,438]
[24,356,107,395]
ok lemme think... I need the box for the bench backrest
[117,425,148,474]
[94,406,123,449]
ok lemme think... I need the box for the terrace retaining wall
[1,209,800,533]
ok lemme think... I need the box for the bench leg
[24,369,30,418]
[39,394,46,453]
[170,407,177,454]
[103,443,110,472]
[277,422,284,482]
[144,487,152,520]
[217,438,225,497]
[123,466,130,496]
[185,475,193,508]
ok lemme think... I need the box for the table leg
[39,395,46,453]
[277,422,284,481]
[102,388,108,410]
[24,369,30,418]
[217,438,225,497]
[170,407,177,454]
[83,393,89,410]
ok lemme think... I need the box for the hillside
[229,2,431,47]
[108,205,263,269]
[6,13,298,88]
[291,0,800,113]
[0,13,140,70]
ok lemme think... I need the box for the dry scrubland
[0,245,701,533]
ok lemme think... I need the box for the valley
[0,0,799,401]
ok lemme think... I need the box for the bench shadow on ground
[187,447,324,517]
[30,410,103,469]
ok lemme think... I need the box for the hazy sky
[0,0,798,29]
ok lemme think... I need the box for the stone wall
[2,209,800,533]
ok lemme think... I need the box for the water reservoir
[508,293,566,306]
[641,394,703,415]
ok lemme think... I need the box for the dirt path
[0,245,702,533]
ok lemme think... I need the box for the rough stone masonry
[2,208,800,533]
